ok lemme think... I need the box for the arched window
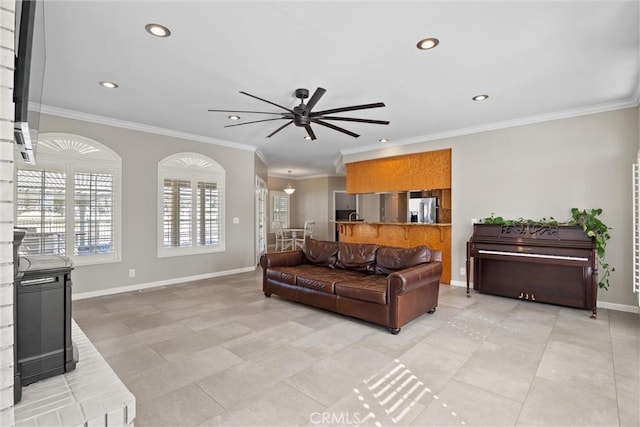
[15,133,122,265]
[158,153,225,257]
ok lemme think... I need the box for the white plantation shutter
[163,179,192,248]
[271,192,290,230]
[197,181,220,246]
[74,172,115,256]
[16,169,66,255]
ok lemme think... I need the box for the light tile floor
[72,270,640,427]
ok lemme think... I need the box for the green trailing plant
[482,214,559,227]
[480,208,614,290]
[567,208,614,291]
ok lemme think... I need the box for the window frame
[157,152,225,258]
[15,133,122,266]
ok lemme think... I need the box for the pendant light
[283,170,295,195]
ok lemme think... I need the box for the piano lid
[470,223,594,248]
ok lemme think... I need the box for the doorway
[333,191,357,241]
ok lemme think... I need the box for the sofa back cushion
[303,238,338,268]
[375,245,431,275]
[336,242,379,273]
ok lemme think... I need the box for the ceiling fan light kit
[209,87,389,140]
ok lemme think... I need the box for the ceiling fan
[208,87,389,140]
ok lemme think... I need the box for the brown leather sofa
[259,238,442,334]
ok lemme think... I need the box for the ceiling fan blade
[311,119,360,138]
[208,109,284,116]
[239,91,296,114]
[224,117,289,128]
[305,87,326,111]
[267,120,294,138]
[317,116,390,125]
[304,125,317,141]
[310,102,386,117]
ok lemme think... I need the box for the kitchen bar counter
[333,220,451,226]
[334,221,451,284]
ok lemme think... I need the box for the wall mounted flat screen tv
[14,0,46,164]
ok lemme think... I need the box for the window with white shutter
[15,133,121,265]
[271,191,290,231]
[158,153,225,257]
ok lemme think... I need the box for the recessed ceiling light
[228,115,240,120]
[99,81,118,89]
[379,138,389,143]
[145,23,171,38]
[472,94,489,101]
[303,136,312,140]
[416,37,440,50]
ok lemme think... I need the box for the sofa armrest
[260,250,305,269]
[387,261,442,295]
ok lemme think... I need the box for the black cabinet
[14,255,77,402]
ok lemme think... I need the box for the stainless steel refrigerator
[408,197,438,223]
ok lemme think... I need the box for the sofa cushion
[335,275,388,305]
[375,245,430,275]
[336,242,379,273]
[303,238,338,268]
[266,266,300,285]
[296,267,367,294]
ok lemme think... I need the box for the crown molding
[267,172,341,180]
[39,104,257,152]
[333,152,345,175]
[255,149,269,167]
[340,97,640,158]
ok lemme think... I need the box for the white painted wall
[34,113,258,296]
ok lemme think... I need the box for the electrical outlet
[129,269,135,278]
[233,217,240,224]
[460,267,466,276]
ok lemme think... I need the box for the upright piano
[466,223,598,317]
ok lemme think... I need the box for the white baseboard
[72,265,257,300]
[445,280,639,314]
[450,280,468,288]
[597,301,640,314]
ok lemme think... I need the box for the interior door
[255,176,267,263]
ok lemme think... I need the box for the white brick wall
[0,0,16,426]
[14,322,136,427]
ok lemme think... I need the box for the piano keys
[466,223,598,318]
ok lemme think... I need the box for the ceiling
[37,1,639,178]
